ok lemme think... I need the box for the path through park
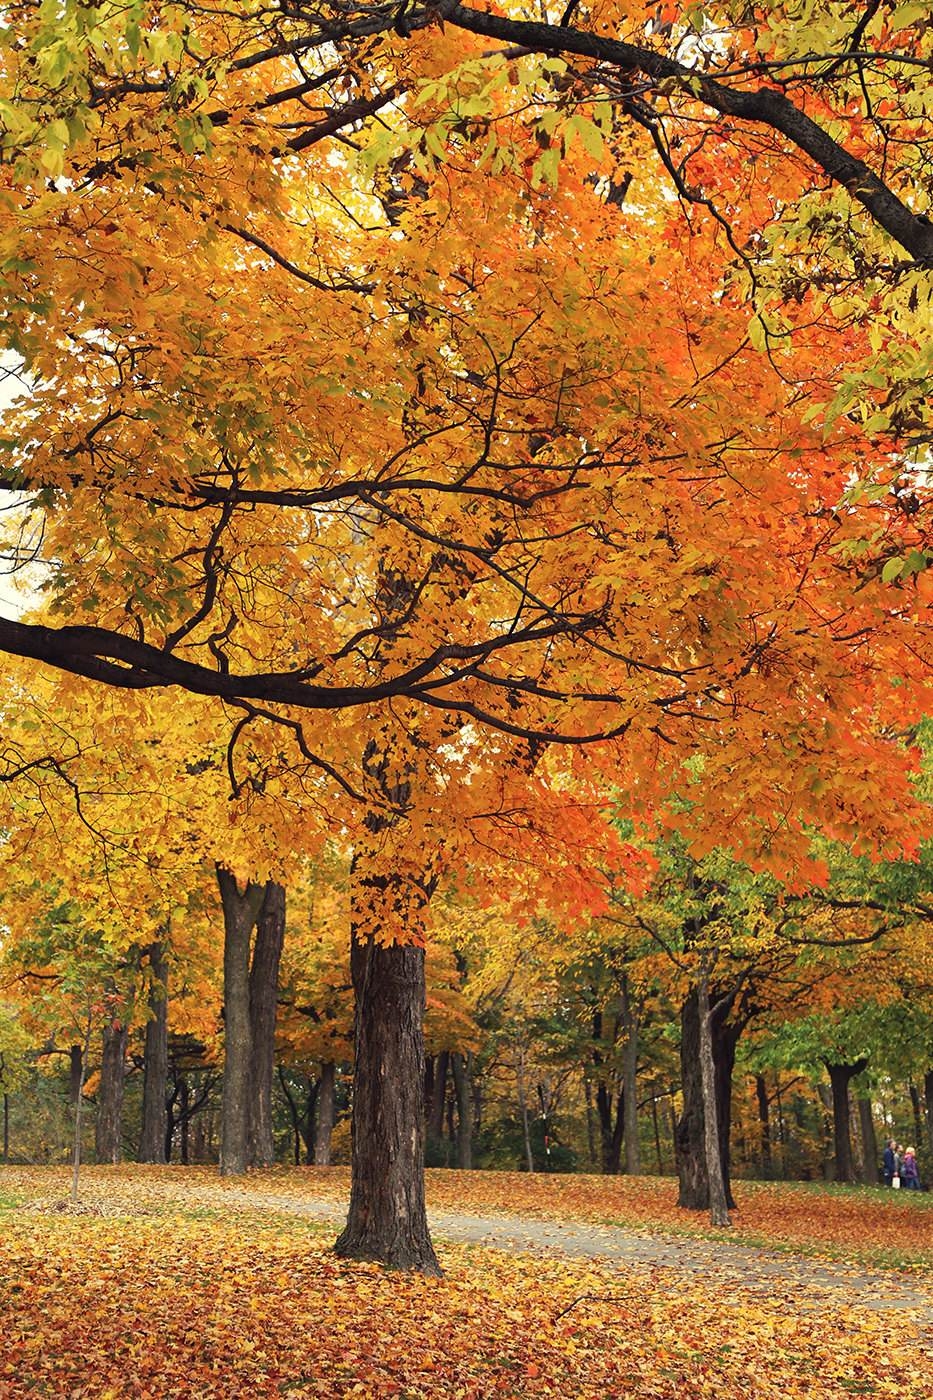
[183,1182,933,1332]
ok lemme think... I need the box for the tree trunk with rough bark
[755,1073,772,1176]
[676,988,739,1209]
[620,976,640,1175]
[697,973,731,1227]
[925,1069,933,1162]
[428,1049,449,1145]
[139,941,169,1164]
[314,1061,336,1166]
[95,1020,128,1163]
[451,1051,472,1170]
[248,880,286,1168]
[858,1097,879,1184]
[217,867,265,1177]
[825,1058,868,1183]
[335,931,439,1274]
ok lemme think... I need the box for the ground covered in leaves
[2,1167,931,1398]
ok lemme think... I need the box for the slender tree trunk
[248,880,286,1168]
[95,1020,128,1164]
[217,867,265,1177]
[651,1094,663,1174]
[69,1045,82,1106]
[825,1059,868,1183]
[71,1011,92,1203]
[858,1097,879,1184]
[517,1045,535,1174]
[909,1082,923,1150]
[2,1092,8,1163]
[584,1077,597,1168]
[924,1069,933,1161]
[314,1061,336,1166]
[755,1073,772,1177]
[179,1077,190,1165]
[621,976,640,1175]
[139,941,169,1164]
[335,932,439,1274]
[697,972,730,1227]
[676,990,707,1207]
[451,1051,472,1170]
[428,1050,449,1144]
[595,1081,624,1174]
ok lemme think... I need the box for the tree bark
[428,1049,449,1143]
[2,1092,8,1163]
[248,880,286,1168]
[69,1044,82,1106]
[909,1082,924,1151]
[676,987,739,1209]
[924,1069,933,1162]
[95,1020,128,1164]
[139,941,169,1164]
[858,1097,879,1185]
[217,867,265,1176]
[825,1059,868,1183]
[517,1044,535,1174]
[620,976,640,1175]
[451,1051,472,1170]
[697,972,731,1227]
[755,1073,772,1177]
[335,934,439,1273]
[314,1061,336,1165]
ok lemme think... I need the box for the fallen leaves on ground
[1,1188,930,1400]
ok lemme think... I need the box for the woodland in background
[1,0,933,1274]
[2,824,932,1203]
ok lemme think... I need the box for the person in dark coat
[883,1138,896,1187]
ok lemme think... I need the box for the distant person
[901,1147,920,1191]
[883,1138,896,1187]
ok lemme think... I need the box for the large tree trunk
[139,941,169,1164]
[95,1020,128,1164]
[909,1082,924,1151]
[217,867,265,1177]
[335,933,439,1273]
[676,987,740,1210]
[248,880,286,1168]
[858,1097,879,1185]
[825,1058,868,1183]
[451,1051,472,1170]
[698,972,731,1227]
[314,1061,336,1166]
[925,1069,933,1161]
[620,976,640,1175]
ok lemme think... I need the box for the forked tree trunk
[139,941,169,1164]
[451,1051,472,1170]
[217,867,265,1176]
[95,1020,128,1163]
[858,1097,879,1185]
[825,1058,868,1183]
[248,880,286,1168]
[314,1061,336,1166]
[335,934,440,1274]
[676,988,739,1209]
[698,972,731,1227]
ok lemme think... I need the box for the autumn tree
[1,2,932,1268]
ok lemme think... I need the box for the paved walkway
[183,1185,933,1329]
